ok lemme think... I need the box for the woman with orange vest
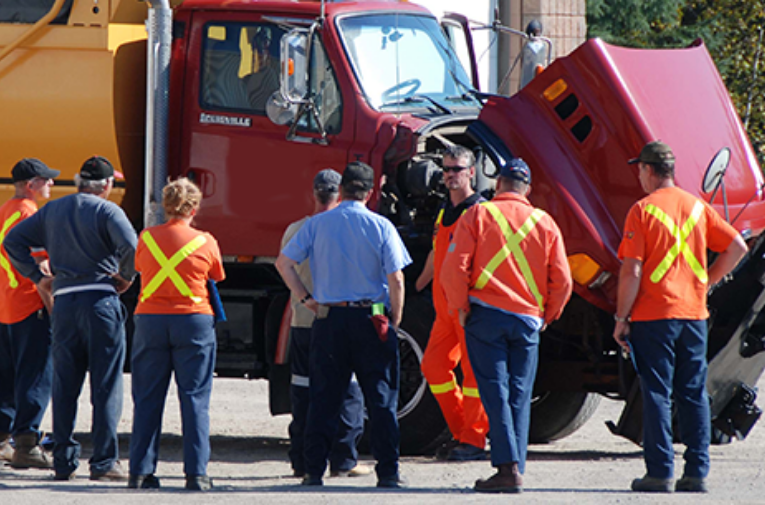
[128,178,224,491]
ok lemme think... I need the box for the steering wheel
[380,79,422,103]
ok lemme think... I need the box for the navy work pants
[464,304,539,473]
[630,319,710,479]
[51,291,126,475]
[130,313,216,477]
[305,307,399,479]
[289,326,364,474]
[0,310,53,438]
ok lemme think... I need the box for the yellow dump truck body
[0,0,155,216]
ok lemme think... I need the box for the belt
[325,300,374,308]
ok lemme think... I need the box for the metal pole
[144,0,172,228]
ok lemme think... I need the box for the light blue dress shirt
[282,201,412,307]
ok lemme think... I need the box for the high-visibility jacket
[135,219,225,315]
[618,186,739,321]
[432,194,484,314]
[440,192,572,324]
[0,198,44,324]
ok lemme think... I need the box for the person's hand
[612,320,631,352]
[36,276,54,314]
[458,307,470,328]
[304,298,319,314]
[111,273,133,294]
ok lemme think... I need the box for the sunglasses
[442,165,470,173]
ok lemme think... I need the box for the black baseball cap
[499,158,531,184]
[11,158,60,182]
[80,156,124,180]
[341,161,374,191]
[628,141,675,165]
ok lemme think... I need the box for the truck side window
[296,34,343,135]
[200,22,286,114]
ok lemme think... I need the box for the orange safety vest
[473,201,547,311]
[139,230,208,304]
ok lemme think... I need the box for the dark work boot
[474,462,523,493]
[10,433,52,469]
[0,433,13,462]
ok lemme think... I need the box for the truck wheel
[360,294,450,455]
[529,391,601,443]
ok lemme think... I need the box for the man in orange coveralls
[441,158,572,493]
[416,144,488,461]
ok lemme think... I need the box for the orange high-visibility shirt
[618,186,739,321]
[440,192,572,324]
[135,219,225,315]
[0,198,44,324]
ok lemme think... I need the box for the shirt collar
[492,192,532,206]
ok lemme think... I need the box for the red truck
[1,0,764,454]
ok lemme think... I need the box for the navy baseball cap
[11,158,60,182]
[80,156,124,180]
[500,158,531,184]
[313,168,341,193]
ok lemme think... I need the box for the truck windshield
[337,13,479,112]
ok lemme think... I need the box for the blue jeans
[51,291,126,475]
[305,307,399,479]
[0,310,53,438]
[130,313,216,477]
[464,304,539,473]
[288,326,364,474]
[630,319,710,479]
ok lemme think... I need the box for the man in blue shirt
[5,156,137,482]
[276,161,412,488]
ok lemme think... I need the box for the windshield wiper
[381,94,454,115]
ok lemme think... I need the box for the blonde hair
[162,177,202,218]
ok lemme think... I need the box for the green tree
[587,0,765,164]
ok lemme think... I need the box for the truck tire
[529,391,601,443]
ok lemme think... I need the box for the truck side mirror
[280,29,309,103]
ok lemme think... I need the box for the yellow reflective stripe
[0,212,22,289]
[474,202,546,311]
[140,231,208,303]
[432,208,444,250]
[462,386,480,398]
[644,202,708,284]
[429,379,457,395]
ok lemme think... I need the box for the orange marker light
[543,79,568,102]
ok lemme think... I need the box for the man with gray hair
[280,169,367,479]
[4,155,137,482]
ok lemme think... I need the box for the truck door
[180,12,353,258]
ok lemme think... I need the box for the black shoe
[675,476,708,493]
[128,474,161,489]
[631,475,673,493]
[53,471,76,481]
[447,443,487,461]
[435,438,460,460]
[301,474,323,486]
[377,474,406,488]
[185,475,212,491]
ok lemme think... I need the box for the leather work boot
[0,433,14,462]
[474,462,523,493]
[185,475,213,491]
[10,433,53,469]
